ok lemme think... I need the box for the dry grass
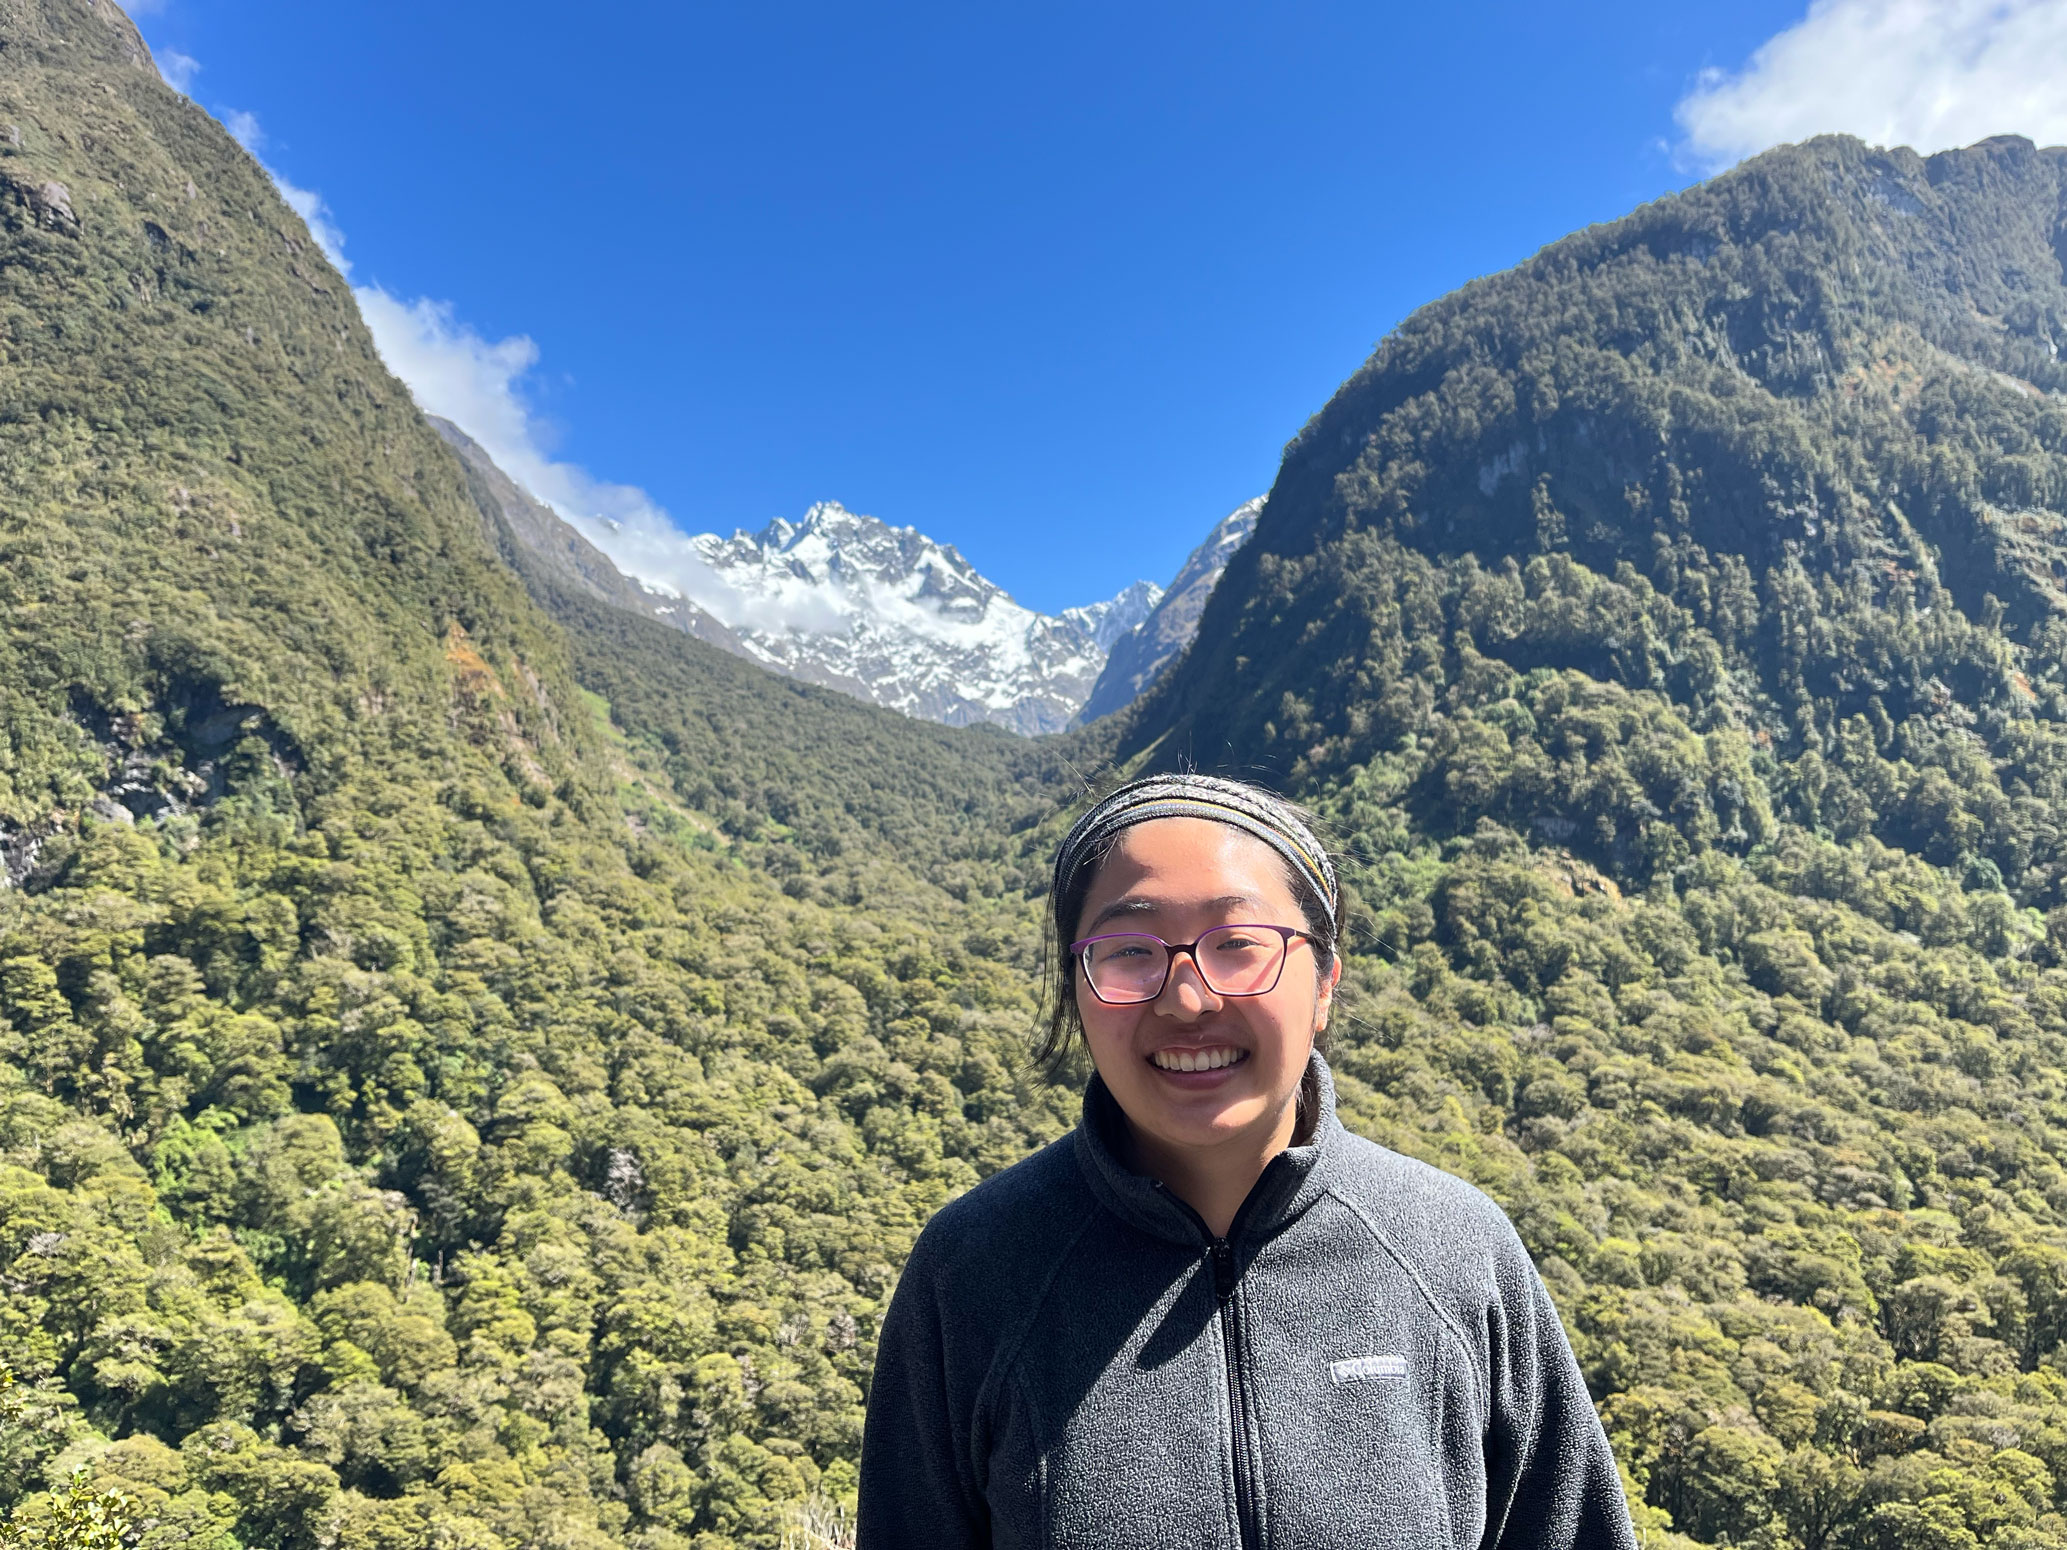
[778,1494,856,1550]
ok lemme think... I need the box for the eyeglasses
[1069,924,1310,1006]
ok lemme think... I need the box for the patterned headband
[1053,774,1339,929]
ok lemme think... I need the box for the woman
[858,773,1635,1549]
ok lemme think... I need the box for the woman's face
[1072,817,1337,1164]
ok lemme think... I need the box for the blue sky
[125,0,2067,616]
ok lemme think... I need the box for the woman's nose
[1155,950,1221,1019]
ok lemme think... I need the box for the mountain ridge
[1077,496,1261,725]
[1104,131,2067,1545]
[1129,133,2067,807]
[683,498,1154,733]
[432,414,750,657]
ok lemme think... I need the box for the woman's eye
[1213,935,1264,952]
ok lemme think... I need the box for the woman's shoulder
[1324,1127,1534,1272]
[903,1131,1097,1292]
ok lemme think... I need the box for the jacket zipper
[1212,1237,1263,1550]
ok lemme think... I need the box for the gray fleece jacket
[858,1054,1637,1549]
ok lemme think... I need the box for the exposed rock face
[1077,497,1261,725]
[1066,579,1165,654]
[0,172,78,234]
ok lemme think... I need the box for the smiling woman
[1057,794,1341,1238]
[857,773,1639,1549]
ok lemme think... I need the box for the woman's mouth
[1148,1046,1248,1073]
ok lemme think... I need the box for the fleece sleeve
[856,1240,990,1550]
[1478,1237,1638,1550]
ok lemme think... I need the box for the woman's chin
[1129,1085,1283,1155]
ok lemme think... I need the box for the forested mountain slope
[0,5,1090,1546]
[1116,135,2067,1546]
[1134,133,2067,856]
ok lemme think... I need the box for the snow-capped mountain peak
[696,502,1011,628]
[665,500,1160,734]
[1064,580,1165,654]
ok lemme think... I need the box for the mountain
[0,7,1078,1546]
[1130,135,2067,807]
[431,415,749,658]
[1065,578,1165,654]
[679,501,1156,734]
[1077,496,1261,725]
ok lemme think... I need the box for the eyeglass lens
[1080,925,1291,1004]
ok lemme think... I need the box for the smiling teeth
[1151,1047,1244,1073]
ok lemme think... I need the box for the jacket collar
[1071,1049,1343,1249]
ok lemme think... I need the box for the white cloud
[223,109,263,153]
[346,288,777,624]
[210,110,825,632]
[159,50,199,94]
[1676,0,2067,171]
[275,175,350,273]
[219,110,351,273]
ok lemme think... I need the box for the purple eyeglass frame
[1067,923,1310,1005]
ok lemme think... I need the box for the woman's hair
[1038,773,1342,1072]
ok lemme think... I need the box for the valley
[441,415,1258,738]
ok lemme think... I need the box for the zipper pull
[1211,1238,1235,1299]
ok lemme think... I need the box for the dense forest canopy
[10,0,2067,1544]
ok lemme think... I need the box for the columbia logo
[1330,1354,1407,1384]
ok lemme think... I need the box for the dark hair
[1037,776,1341,1073]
